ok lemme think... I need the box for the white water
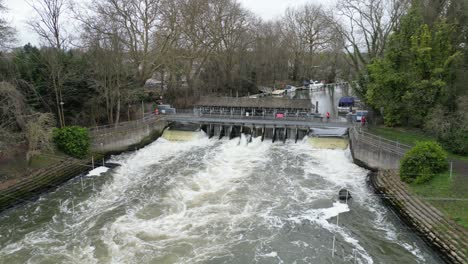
[0,136,442,264]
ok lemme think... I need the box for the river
[0,135,443,263]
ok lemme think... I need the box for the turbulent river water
[0,136,443,264]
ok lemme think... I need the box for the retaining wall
[349,127,409,170]
[90,118,168,153]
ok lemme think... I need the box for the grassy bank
[409,171,468,229]
[367,126,468,228]
[368,126,468,161]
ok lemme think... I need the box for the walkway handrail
[350,126,411,156]
[172,111,346,123]
[88,112,161,133]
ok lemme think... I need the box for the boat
[284,85,297,93]
[309,80,324,89]
[337,96,356,113]
[272,89,286,97]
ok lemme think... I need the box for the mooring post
[91,156,94,169]
[102,158,105,167]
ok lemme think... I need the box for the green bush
[53,126,90,158]
[400,141,448,184]
[438,129,468,155]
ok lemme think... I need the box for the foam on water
[86,166,109,177]
[0,135,441,264]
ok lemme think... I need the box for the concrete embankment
[349,127,467,263]
[90,117,168,153]
[0,118,168,213]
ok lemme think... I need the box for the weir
[163,122,347,145]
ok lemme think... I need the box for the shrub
[53,126,90,158]
[400,141,448,184]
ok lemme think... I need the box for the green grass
[29,151,67,169]
[368,126,468,161]
[410,171,468,229]
[368,126,435,146]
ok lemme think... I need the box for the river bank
[349,127,467,263]
[0,118,168,213]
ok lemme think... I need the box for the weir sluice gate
[163,122,349,149]
[202,124,309,143]
[162,96,350,147]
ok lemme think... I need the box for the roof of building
[196,96,313,110]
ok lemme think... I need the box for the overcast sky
[5,0,336,46]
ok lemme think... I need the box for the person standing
[326,111,330,122]
[361,115,366,127]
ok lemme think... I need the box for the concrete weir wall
[349,128,406,170]
[90,119,168,153]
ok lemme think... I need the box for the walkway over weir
[165,113,351,129]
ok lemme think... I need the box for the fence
[88,112,162,136]
[0,155,101,212]
[350,126,411,157]
[171,109,347,124]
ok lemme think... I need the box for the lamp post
[60,101,65,127]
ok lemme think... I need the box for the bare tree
[27,0,69,50]
[333,0,409,73]
[28,0,70,127]
[77,0,177,82]
[253,21,289,87]
[0,0,16,49]
[281,4,333,81]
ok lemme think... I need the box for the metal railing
[350,126,411,156]
[173,109,347,124]
[88,112,162,134]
